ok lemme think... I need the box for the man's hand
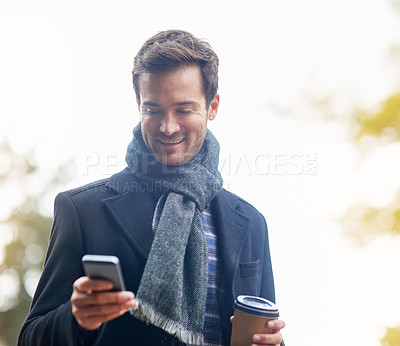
[230,315,285,346]
[71,276,136,330]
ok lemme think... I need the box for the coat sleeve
[18,192,100,346]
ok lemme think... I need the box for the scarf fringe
[131,299,204,346]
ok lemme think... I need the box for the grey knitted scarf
[125,123,223,345]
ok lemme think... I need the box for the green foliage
[0,143,74,346]
[354,92,400,142]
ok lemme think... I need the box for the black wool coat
[18,168,275,346]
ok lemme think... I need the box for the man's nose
[160,113,180,136]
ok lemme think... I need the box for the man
[18,30,285,345]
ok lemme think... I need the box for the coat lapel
[210,189,250,344]
[102,169,158,260]
[211,189,249,284]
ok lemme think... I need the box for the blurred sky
[1,0,400,345]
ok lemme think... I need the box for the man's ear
[136,98,140,111]
[208,93,219,121]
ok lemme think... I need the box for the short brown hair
[132,30,219,107]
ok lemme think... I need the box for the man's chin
[154,153,194,167]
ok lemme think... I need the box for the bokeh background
[1,0,400,345]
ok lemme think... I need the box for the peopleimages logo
[80,152,318,176]
[219,152,318,176]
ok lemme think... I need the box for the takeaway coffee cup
[230,295,279,346]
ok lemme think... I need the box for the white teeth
[160,139,183,144]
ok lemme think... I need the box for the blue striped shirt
[200,205,223,346]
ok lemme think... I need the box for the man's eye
[176,109,192,115]
[143,109,161,116]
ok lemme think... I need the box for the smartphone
[82,254,126,291]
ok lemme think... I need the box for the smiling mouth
[159,139,184,145]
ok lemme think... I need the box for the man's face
[138,64,219,166]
